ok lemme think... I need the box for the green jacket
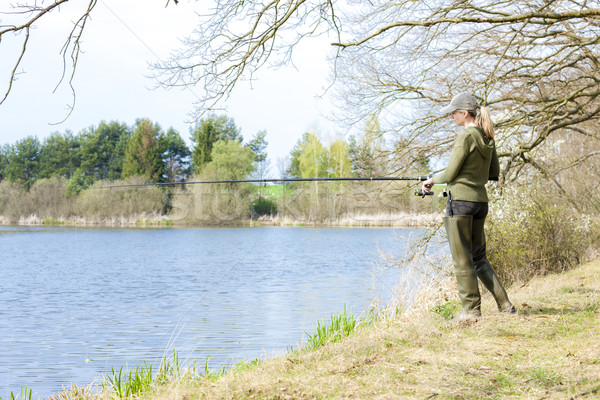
[431,126,499,202]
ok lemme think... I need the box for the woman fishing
[422,93,517,322]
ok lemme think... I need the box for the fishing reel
[414,189,434,198]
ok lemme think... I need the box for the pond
[0,226,421,397]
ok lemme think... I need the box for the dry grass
[145,260,600,400]
[13,213,170,227]
[249,212,442,228]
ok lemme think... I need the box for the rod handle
[414,189,434,197]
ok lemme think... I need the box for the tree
[329,1,600,207]
[248,130,268,164]
[247,130,269,179]
[79,121,131,181]
[190,140,256,222]
[5,1,600,207]
[66,168,91,197]
[3,136,41,188]
[190,114,242,173]
[152,0,600,208]
[287,132,329,179]
[122,119,165,181]
[152,0,338,115]
[348,115,388,177]
[38,131,81,179]
[327,137,352,178]
[0,144,10,182]
[203,140,256,181]
[162,127,192,182]
[286,140,303,179]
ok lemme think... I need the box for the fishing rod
[97,176,435,196]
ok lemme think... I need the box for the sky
[0,0,338,169]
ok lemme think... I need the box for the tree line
[0,113,425,192]
[0,112,434,224]
[0,115,268,195]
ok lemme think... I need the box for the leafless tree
[332,1,600,206]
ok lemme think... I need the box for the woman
[422,93,516,321]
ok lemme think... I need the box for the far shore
[0,212,443,228]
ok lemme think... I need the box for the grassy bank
[36,258,599,400]
[152,260,600,399]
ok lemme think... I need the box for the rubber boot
[472,218,517,314]
[443,215,481,321]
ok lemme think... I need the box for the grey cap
[441,93,479,114]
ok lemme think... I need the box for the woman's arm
[422,132,470,192]
[432,132,470,184]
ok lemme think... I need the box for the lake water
[0,226,421,398]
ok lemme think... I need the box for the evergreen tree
[0,144,10,182]
[38,131,81,179]
[161,127,191,182]
[348,115,386,177]
[122,119,165,181]
[3,136,41,188]
[79,121,131,181]
[247,130,269,179]
[247,130,268,163]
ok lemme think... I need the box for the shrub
[252,196,277,216]
[0,177,74,222]
[28,176,73,217]
[0,180,27,222]
[76,176,164,219]
[486,186,597,285]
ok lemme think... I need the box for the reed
[202,356,227,380]
[302,305,367,351]
[102,363,154,399]
[101,351,192,399]
[0,387,31,400]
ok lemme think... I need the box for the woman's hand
[422,178,434,193]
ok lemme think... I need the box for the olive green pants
[444,214,514,317]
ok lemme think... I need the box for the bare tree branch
[0,0,98,120]
[152,0,339,116]
[332,8,600,48]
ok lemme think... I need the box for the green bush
[486,187,597,285]
[252,196,277,216]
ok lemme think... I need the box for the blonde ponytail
[475,106,494,139]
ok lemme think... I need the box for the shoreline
[0,212,443,229]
